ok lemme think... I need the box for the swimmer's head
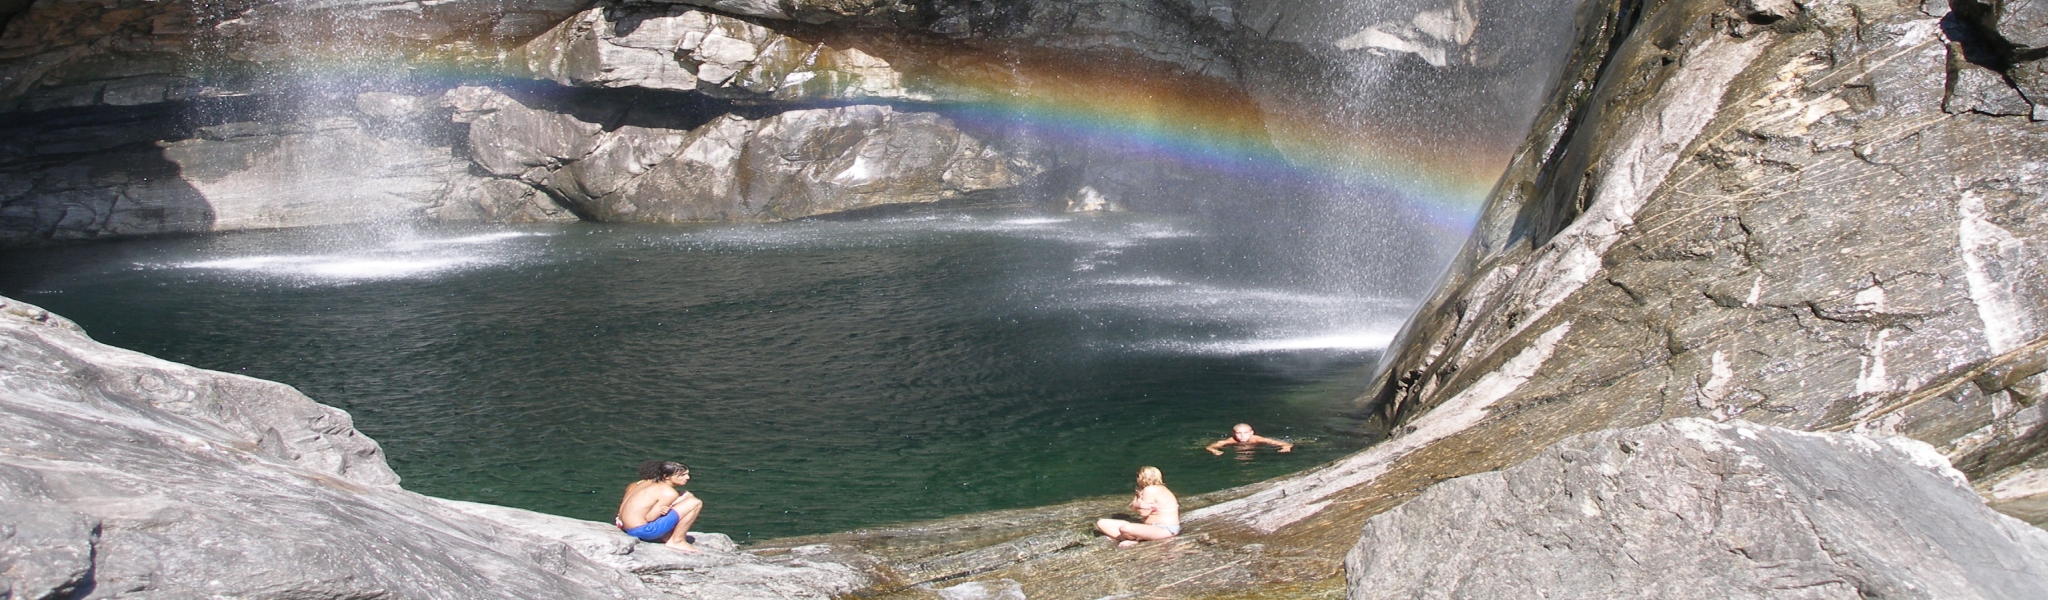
[639,459,690,481]
[1232,423,1254,442]
[1136,466,1164,488]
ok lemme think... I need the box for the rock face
[451,85,1031,223]
[0,94,577,246]
[0,294,874,598]
[0,0,593,113]
[1367,0,2048,528]
[1348,419,2048,598]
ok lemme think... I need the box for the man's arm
[1205,438,1231,455]
[1254,435,1293,453]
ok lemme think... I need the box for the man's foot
[665,540,702,554]
[1116,540,1139,548]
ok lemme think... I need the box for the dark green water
[0,212,1411,541]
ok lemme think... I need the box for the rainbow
[272,42,1515,234]
[869,49,1518,234]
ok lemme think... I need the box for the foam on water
[1142,330,1396,355]
[157,229,550,284]
[176,254,482,281]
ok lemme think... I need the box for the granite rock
[453,85,1030,223]
[1365,0,2048,531]
[1349,419,2048,598]
[517,3,929,101]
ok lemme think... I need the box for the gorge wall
[1366,0,2048,527]
[0,0,1577,248]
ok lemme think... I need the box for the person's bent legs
[1110,522,1175,547]
[663,493,705,553]
[1095,518,1127,539]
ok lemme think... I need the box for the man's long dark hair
[639,459,689,481]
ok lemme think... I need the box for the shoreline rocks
[1349,419,2048,598]
[0,294,876,599]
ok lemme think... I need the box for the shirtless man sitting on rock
[616,460,703,553]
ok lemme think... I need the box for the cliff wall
[1368,0,2048,524]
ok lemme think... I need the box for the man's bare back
[617,460,703,553]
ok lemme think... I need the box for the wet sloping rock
[1365,0,2048,530]
[0,294,875,598]
[438,500,877,600]
[1348,419,2048,598]
[451,85,1031,223]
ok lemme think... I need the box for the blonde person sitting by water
[1095,466,1180,548]
[1206,423,1293,455]
[616,460,704,553]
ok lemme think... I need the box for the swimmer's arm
[1204,438,1231,455]
[1254,435,1294,452]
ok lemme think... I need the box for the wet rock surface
[1349,419,2048,598]
[1371,0,2048,534]
[0,294,874,599]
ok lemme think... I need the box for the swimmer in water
[1206,423,1293,455]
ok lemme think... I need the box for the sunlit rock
[1349,419,2048,598]
[1370,0,2048,532]
[451,85,1030,223]
[1334,0,1477,67]
[516,3,930,101]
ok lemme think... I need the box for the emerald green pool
[1,212,1419,541]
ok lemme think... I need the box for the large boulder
[1348,419,2048,598]
[515,3,932,101]
[451,85,1032,222]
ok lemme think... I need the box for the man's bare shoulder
[626,481,680,501]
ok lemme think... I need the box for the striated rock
[1348,420,2048,598]
[1367,0,2048,530]
[0,294,877,598]
[1955,0,2048,52]
[453,85,1031,223]
[0,503,97,599]
[514,0,1243,103]
[438,500,876,600]
[517,3,929,101]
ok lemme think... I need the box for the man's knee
[676,495,704,512]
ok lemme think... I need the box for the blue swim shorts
[622,510,680,542]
